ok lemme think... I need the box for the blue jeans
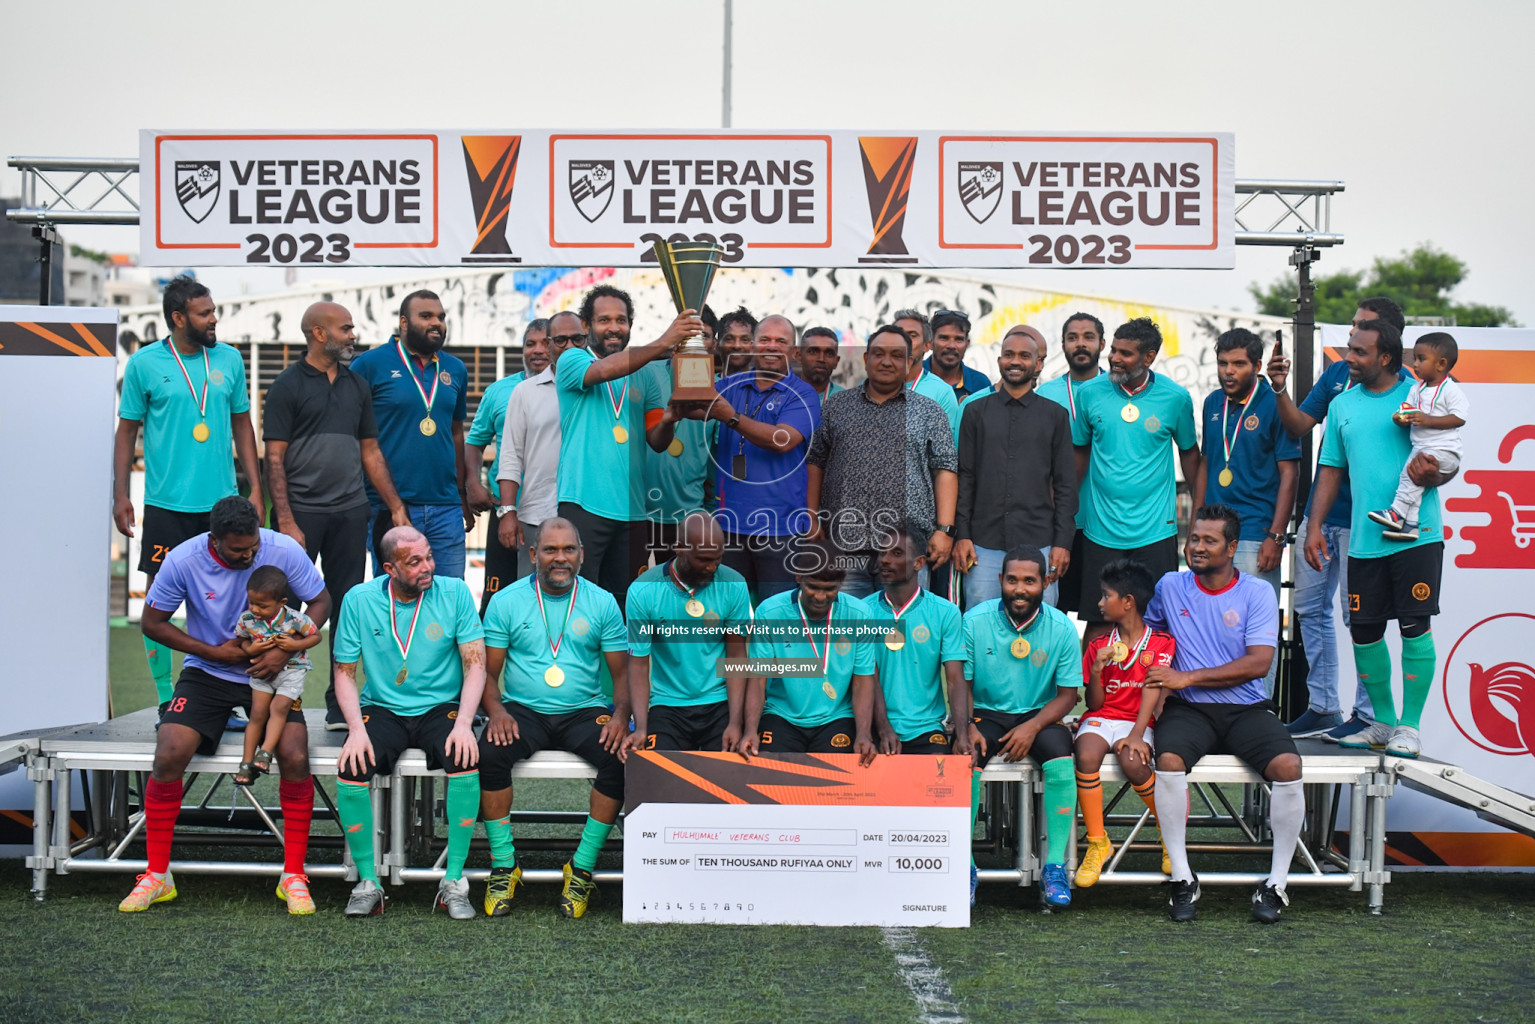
[1292,518,1372,718]
[1234,540,1282,697]
[964,545,1057,611]
[370,503,467,580]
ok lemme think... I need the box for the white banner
[1319,325,1535,863]
[140,129,1235,270]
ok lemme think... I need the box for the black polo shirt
[955,386,1077,552]
[262,357,378,514]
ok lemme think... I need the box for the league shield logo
[175,161,220,224]
[569,160,615,223]
[957,161,1002,224]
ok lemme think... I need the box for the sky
[3,0,1531,322]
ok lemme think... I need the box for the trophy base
[672,349,718,405]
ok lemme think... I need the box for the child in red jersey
[1074,558,1176,887]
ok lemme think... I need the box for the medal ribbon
[535,577,579,665]
[1116,370,1152,403]
[1417,378,1447,414]
[1005,605,1041,638]
[796,593,835,677]
[1107,625,1153,671]
[395,338,439,416]
[907,368,926,393]
[604,377,629,424]
[1065,375,1078,422]
[166,339,210,420]
[882,586,921,622]
[389,584,424,666]
[668,560,698,601]
[1221,380,1258,466]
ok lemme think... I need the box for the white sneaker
[1338,721,1395,750]
[1385,725,1421,758]
[435,876,475,920]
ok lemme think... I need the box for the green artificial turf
[1,628,1528,1023]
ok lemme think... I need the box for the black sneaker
[1251,883,1289,923]
[1167,875,1200,922]
[324,706,347,732]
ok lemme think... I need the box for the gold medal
[822,680,837,699]
[885,630,905,651]
[667,438,685,457]
[191,421,210,443]
[1218,467,1234,487]
[544,665,565,687]
[613,425,629,444]
[419,417,437,437]
[1120,403,1140,423]
[685,598,705,617]
[1108,641,1129,663]
[395,666,407,686]
[1010,637,1030,659]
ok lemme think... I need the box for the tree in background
[1250,243,1518,327]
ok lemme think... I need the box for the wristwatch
[934,524,954,536]
[496,505,517,517]
[1266,530,1285,544]
[726,414,741,430]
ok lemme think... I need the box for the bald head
[752,314,795,377]
[673,512,725,586]
[533,516,582,592]
[379,525,426,566]
[1005,324,1048,361]
[301,301,357,362]
[380,525,434,596]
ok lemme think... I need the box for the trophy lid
[652,239,724,313]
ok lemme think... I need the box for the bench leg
[30,758,50,900]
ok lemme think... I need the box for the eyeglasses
[548,334,587,346]
[933,309,970,324]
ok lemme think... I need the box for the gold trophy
[652,238,724,403]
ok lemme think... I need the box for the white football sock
[1154,771,1192,883]
[1267,779,1305,891]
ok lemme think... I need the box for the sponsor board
[141,129,1233,269]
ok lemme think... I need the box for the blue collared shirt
[712,370,821,537]
[924,356,993,402]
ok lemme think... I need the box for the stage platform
[23,711,1400,910]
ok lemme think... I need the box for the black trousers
[276,505,370,715]
[559,502,649,615]
[481,506,523,615]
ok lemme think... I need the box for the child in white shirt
[1369,332,1468,541]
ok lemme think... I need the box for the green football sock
[970,770,983,868]
[572,816,614,872]
[336,780,377,884]
[1399,632,1437,730]
[1352,639,1397,727]
[443,771,480,881]
[143,635,175,705]
[1042,757,1077,866]
[485,815,516,869]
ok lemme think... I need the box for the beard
[405,323,444,355]
[187,323,217,348]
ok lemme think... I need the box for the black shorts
[1153,698,1297,776]
[337,702,468,782]
[901,731,952,755]
[1348,543,1443,625]
[970,707,1073,767]
[644,702,730,752]
[478,703,625,799]
[160,666,305,755]
[1055,529,1088,612]
[1076,534,1180,620]
[139,505,211,576]
[757,714,855,754]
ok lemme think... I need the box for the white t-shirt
[1406,376,1468,455]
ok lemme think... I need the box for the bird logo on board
[569,160,615,222]
[957,162,1003,224]
[1443,613,1535,759]
[175,161,220,224]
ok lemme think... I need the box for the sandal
[253,748,274,773]
[234,762,262,786]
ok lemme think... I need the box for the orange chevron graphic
[858,137,917,257]
[461,135,521,257]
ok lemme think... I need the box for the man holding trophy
[555,261,712,609]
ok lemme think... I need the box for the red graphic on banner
[1443,613,1535,759]
[1445,425,1535,569]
